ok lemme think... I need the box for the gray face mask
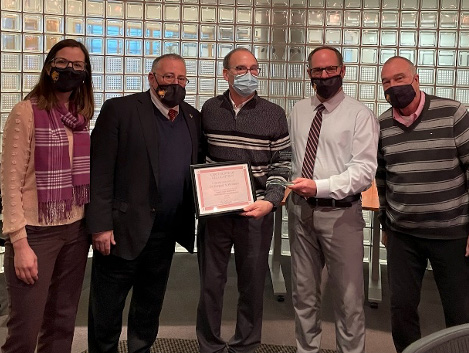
[232,72,258,96]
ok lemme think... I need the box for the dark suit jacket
[86,90,202,260]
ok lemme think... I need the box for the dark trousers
[387,231,469,352]
[88,235,176,353]
[2,220,89,353]
[196,213,274,353]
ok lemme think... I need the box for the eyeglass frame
[308,65,342,77]
[50,57,87,71]
[228,66,261,76]
[153,73,189,85]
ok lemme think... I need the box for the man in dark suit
[86,54,202,353]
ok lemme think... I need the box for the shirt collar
[311,89,346,113]
[150,88,179,120]
[392,91,425,127]
[228,92,255,117]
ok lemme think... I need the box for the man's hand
[92,230,116,256]
[466,235,469,257]
[13,238,38,285]
[289,178,317,198]
[241,200,274,219]
[381,231,388,248]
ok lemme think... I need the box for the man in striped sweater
[196,48,291,353]
[377,56,469,352]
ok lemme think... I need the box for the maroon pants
[2,219,89,353]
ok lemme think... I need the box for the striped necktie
[301,104,325,179]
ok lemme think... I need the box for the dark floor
[0,253,447,353]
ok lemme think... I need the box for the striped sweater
[376,94,469,239]
[201,91,291,207]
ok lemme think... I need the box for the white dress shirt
[289,90,379,199]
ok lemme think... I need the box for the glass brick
[362,11,379,27]
[363,0,379,8]
[23,0,42,12]
[288,63,304,79]
[400,31,416,47]
[381,30,398,46]
[253,27,269,42]
[418,49,436,66]
[201,6,216,22]
[344,11,360,27]
[457,70,469,86]
[380,49,397,64]
[343,48,358,63]
[181,24,197,40]
[378,103,390,116]
[164,23,180,39]
[343,29,360,45]
[359,84,376,100]
[326,0,343,7]
[44,15,64,34]
[45,0,64,15]
[198,96,211,109]
[106,38,124,55]
[23,34,42,52]
[307,29,323,44]
[440,11,458,29]
[185,59,197,76]
[86,18,104,36]
[92,74,103,91]
[22,73,39,91]
[1,73,21,92]
[198,78,215,94]
[439,31,457,48]
[105,75,123,91]
[107,20,124,37]
[90,55,104,73]
[272,0,288,6]
[460,32,469,48]
[254,9,270,25]
[126,21,143,37]
[270,63,286,78]
[344,65,358,81]
[106,57,123,74]
[253,45,269,61]
[291,10,306,25]
[216,79,229,94]
[126,2,143,20]
[218,26,234,41]
[106,1,124,19]
[105,93,123,100]
[420,12,438,28]
[1,11,21,31]
[235,26,251,41]
[420,0,438,9]
[462,13,469,28]
[309,0,325,6]
[463,0,469,9]
[459,51,469,67]
[200,42,215,58]
[145,4,162,20]
[125,39,143,56]
[308,10,324,26]
[124,75,142,92]
[237,8,252,23]
[362,30,378,46]
[23,14,42,33]
[343,83,358,98]
[401,11,418,27]
[441,0,458,9]
[417,68,434,84]
[45,35,64,52]
[218,43,233,58]
[272,45,287,61]
[382,0,399,9]
[419,31,437,47]
[66,0,83,16]
[255,0,271,6]
[436,68,455,86]
[456,88,469,104]
[360,66,377,82]
[399,49,416,63]
[326,10,342,27]
[290,0,307,7]
[23,53,42,72]
[382,12,399,28]
[438,50,456,66]
[1,53,21,72]
[1,93,21,113]
[87,0,104,17]
[325,29,341,45]
[66,17,85,35]
[345,0,361,8]
[163,41,179,54]
[181,42,198,58]
[290,28,305,44]
[436,87,454,100]
[145,22,162,39]
[2,33,21,51]
[401,0,418,9]
[182,6,198,22]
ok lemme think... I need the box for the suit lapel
[136,91,160,185]
[180,103,198,164]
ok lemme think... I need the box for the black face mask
[311,75,343,100]
[50,67,86,92]
[154,83,186,108]
[384,84,416,109]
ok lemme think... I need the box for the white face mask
[232,72,258,96]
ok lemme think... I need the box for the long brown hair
[25,39,94,121]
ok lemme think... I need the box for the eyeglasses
[309,65,341,77]
[154,73,189,85]
[229,66,261,75]
[51,57,87,71]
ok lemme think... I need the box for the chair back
[402,323,469,353]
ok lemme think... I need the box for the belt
[307,194,361,208]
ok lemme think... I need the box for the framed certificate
[191,162,257,217]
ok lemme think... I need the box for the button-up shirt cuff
[314,179,330,198]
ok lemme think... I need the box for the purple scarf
[31,101,90,223]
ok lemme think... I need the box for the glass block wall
[2,0,469,132]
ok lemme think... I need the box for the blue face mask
[232,72,258,97]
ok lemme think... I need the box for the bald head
[381,56,418,92]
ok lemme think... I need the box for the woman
[1,39,94,353]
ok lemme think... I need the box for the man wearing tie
[87,54,202,353]
[287,46,379,353]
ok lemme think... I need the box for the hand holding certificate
[191,162,257,217]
